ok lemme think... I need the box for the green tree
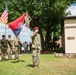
[0,0,76,50]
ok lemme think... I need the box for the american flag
[1,7,8,23]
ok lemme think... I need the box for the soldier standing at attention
[13,35,19,60]
[7,35,12,60]
[31,27,42,68]
[0,35,8,61]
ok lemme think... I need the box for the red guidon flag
[8,13,26,35]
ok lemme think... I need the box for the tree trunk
[45,33,50,50]
[39,28,46,50]
[45,27,51,50]
[34,17,52,50]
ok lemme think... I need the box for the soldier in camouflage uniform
[7,35,12,60]
[13,35,19,60]
[31,27,42,68]
[0,35,10,61]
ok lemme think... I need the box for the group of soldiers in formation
[0,34,20,61]
[0,27,42,68]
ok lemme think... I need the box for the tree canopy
[0,0,76,50]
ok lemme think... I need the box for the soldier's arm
[38,34,42,50]
[13,37,16,45]
[7,40,12,47]
[31,32,37,38]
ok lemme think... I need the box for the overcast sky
[0,4,76,43]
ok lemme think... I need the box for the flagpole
[5,3,7,38]
[5,23,6,37]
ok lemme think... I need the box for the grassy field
[0,52,76,75]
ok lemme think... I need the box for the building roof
[63,16,76,19]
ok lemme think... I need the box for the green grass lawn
[0,53,76,75]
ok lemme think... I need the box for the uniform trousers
[32,49,40,66]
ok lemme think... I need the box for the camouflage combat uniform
[0,38,8,61]
[13,36,19,60]
[7,37,12,60]
[31,32,42,67]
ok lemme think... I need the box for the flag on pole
[8,13,26,36]
[1,7,8,23]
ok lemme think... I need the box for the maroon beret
[8,35,11,37]
[34,27,39,31]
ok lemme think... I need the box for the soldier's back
[1,39,8,47]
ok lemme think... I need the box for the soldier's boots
[33,65,39,68]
